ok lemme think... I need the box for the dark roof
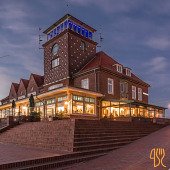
[1,96,9,102]
[20,79,29,89]
[43,14,96,34]
[132,101,167,110]
[12,83,19,93]
[31,74,44,87]
[78,51,150,87]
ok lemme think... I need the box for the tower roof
[43,14,96,34]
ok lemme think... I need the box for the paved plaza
[67,126,170,170]
[0,142,60,165]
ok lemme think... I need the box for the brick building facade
[0,14,165,119]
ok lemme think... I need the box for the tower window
[81,41,86,51]
[52,58,60,68]
[52,44,59,55]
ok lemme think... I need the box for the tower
[43,14,97,90]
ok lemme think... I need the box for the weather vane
[97,27,104,49]
[38,27,45,49]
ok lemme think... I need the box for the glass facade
[102,100,165,119]
[72,95,95,115]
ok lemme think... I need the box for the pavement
[0,142,61,165]
[67,126,170,170]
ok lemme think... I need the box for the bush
[29,112,41,122]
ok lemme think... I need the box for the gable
[27,75,39,96]
[9,83,18,100]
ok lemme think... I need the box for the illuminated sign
[47,19,93,41]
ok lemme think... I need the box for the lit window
[81,41,86,51]
[116,64,122,73]
[126,68,131,76]
[52,44,59,55]
[132,86,136,100]
[81,78,89,89]
[138,88,142,101]
[108,78,114,94]
[52,58,59,68]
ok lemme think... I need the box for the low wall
[0,119,75,152]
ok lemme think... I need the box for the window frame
[132,86,136,100]
[81,41,86,52]
[116,64,123,73]
[51,44,59,55]
[81,78,89,89]
[108,78,114,94]
[51,58,60,68]
[138,88,142,101]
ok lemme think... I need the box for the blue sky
[0,0,170,117]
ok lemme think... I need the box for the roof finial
[66,2,70,14]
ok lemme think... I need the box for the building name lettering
[48,84,63,91]
[47,19,93,41]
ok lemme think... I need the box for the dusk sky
[0,0,170,117]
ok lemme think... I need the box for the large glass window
[72,95,95,114]
[81,78,89,89]
[84,97,95,114]
[108,78,114,94]
[57,95,68,114]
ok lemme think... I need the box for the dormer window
[115,64,122,73]
[125,68,131,77]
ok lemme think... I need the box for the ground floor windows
[102,101,165,119]
[57,95,68,115]
[72,95,95,115]
[73,101,83,114]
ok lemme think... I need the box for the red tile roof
[78,51,150,87]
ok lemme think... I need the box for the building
[0,14,166,120]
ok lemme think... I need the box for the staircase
[0,119,166,170]
[73,119,165,153]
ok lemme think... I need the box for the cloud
[143,56,168,73]
[146,37,170,50]
[146,56,168,73]
[69,0,140,13]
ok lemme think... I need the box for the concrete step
[1,147,120,170]
[74,133,147,142]
[73,140,132,152]
[74,136,140,146]
[74,131,153,138]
